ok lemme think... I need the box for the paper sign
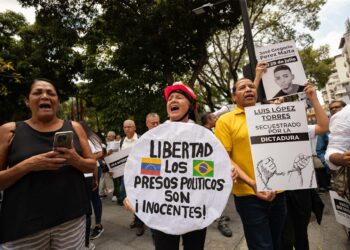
[255,40,307,100]
[245,102,317,191]
[330,191,350,228]
[104,147,131,177]
[124,123,233,235]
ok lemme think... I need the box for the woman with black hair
[79,121,105,242]
[0,78,96,249]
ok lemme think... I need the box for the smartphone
[53,131,73,149]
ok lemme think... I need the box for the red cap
[164,81,197,111]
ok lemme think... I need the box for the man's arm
[304,84,329,135]
[231,159,276,201]
[329,152,350,168]
[253,62,267,89]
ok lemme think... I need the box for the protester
[146,113,160,129]
[256,63,329,249]
[281,85,328,250]
[201,112,232,238]
[120,119,142,235]
[105,131,122,203]
[201,113,217,131]
[127,114,160,237]
[215,76,288,250]
[99,131,120,198]
[316,101,346,192]
[124,81,229,250]
[79,121,105,241]
[0,78,96,248]
[325,103,350,185]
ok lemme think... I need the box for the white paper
[245,102,317,191]
[329,191,350,228]
[255,40,307,100]
[124,123,233,235]
[104,147,131,177]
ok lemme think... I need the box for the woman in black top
[0,79,96,248]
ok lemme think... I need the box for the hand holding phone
[53,131,73,149]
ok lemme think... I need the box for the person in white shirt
[100,131,116,198]
[325,104,350,171]
[120,119,143,236]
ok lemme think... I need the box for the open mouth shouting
[39,102,53,111]
[170,105,180,112]
[244,93,255,101]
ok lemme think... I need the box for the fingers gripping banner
[124,123,233,235]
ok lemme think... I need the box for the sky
[1,0,349,57]
[309,0,350,56]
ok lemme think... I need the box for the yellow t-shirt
[215,107,256,196]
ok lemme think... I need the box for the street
[93,192,349,250]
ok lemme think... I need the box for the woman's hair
[189,110,196,123]
[25,78,60,98]
[79,121,102,148]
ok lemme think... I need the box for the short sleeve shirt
[215,107,255,196]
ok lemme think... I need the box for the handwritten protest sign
[104,148,131,178]
[255,40,307,100]
[124,123,232,235]
[330,191,350,228]
[245,102,317,191]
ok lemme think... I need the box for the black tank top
[0,120,90,243]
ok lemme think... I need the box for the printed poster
[255,40,307,100]
[245,102,317,191]
[124,123,233,235]
[330,191,350,228]
[104,147,131,177]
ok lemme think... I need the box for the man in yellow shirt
[215,77,286,249]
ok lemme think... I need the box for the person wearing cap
[163,81,198,123]
[124,81,207,250]
[155,82,207,250]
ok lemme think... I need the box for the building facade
[321,19,350,107]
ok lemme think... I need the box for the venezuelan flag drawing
[141,158,161,176]
[193,160,214,177]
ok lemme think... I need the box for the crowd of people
[0,61,349,250]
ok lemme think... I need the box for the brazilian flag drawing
[193,160,214,177]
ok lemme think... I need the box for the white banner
[104,148,131,178]
[255,40,307,100]
[245,102,317,191]
[330,191,350,228]
[124,123,233,235]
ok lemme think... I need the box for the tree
[299,45,333,89]
[0,11,27,123]
[0,9,85,123]
[197,0,327,110]
[16,0,244,129]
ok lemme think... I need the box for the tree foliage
[299,45,333,89]
[2,0,331,131]
[198,0,327,109]
[0,9,84,123]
